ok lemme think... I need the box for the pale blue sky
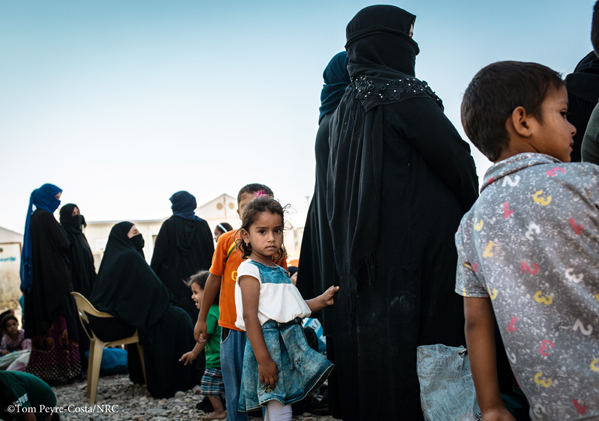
[1,0,595,232]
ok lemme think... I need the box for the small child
[235,197,338,421]
[214,222,233,243]
[1,314,31,355]
[457,61,598,420]
[180,271,226,421]
[195,183,288,421]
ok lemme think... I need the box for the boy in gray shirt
[457,61,599,420]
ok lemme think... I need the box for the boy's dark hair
[237,184,274,203]
[237,197,286,260]
[185,270,218,304]
[461,61,564,162]
[593,0,599,56]
[1,314,18,331]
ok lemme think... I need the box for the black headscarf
[90,222,171,341]
[60,204,96,298]
[170,191,201,221]
[318,52,351,123]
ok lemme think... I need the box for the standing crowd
[3,3,599,421]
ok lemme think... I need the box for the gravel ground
[52,374,338,421]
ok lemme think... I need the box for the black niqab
[59,204,96,298]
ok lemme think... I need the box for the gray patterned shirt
[455,153,599,420]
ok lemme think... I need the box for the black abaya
[90,222,196,398]
[326,6,479,420]
[25,209,78,340]
[150,216,214,321]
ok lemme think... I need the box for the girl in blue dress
[234,196,338,421]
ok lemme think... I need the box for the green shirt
[205,304,221,369]
[0,371,56,420]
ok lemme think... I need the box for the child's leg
[220,329,248,421]
[264,400,292,421]
[203,396,227,420]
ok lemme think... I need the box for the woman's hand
[179,351,198,366]
[320,285,340,306]
[1,350,9,356]
[258,357,279,388]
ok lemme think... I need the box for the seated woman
[89,222,196,398]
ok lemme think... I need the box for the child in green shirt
[180,271,225,420]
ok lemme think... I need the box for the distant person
[151,191,214,321]
[581,2,599,164]
[195,184,287,421]
[566,0,599,161]
[235,197,337,420]
[0,314,31,372]
[213,222,233,243]
[59,203,96,370]
[180,271,226,421]
[90,222,196,398]
[457,60,599,420]
[21,184,81,381]
[326,6,479,420]
[296,51,349,418]
[59,204,96,298]
[0,371,59,421]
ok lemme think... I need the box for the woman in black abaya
[326,6,479,420]
[59,204,95,298]
[22,184,81,381]
[296,51,349,418]
[60,203,96,369]
[151,191,214,321]
[89,222,196,398]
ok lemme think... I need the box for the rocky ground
[53,374,338,421]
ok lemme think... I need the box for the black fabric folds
[59,204,96,298]
[565,51,599,162]
[24,209,79,340]
[318,52,350,124]
[326,6,479,420]
[150,215,214,321]
[90,222,196,397]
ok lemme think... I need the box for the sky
[0,0,596,234]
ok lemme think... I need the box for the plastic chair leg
[86,339,95,396]
[89,339,105,405]
[137,344,147,384]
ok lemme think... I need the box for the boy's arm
[240,275,278,388]
[194,273,221,341]
[180,337,210,365]
[464,297,514,421]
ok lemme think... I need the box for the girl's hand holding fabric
[258,357,279,388]
[306,286,340,314]
[321,285,339,306]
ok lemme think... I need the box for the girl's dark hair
[215,222,234,235]
[1,314,18,331]
[461,61,564,162]
[184,270,219,304]
[237,197,286,260]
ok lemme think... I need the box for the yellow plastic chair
[71,292,146,404]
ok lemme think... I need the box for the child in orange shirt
[195,183,286,421]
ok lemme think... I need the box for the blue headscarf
[318,51,351,124]
[20,184,62,293]
[170,191,200,221]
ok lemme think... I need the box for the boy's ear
[507,106,534,138]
